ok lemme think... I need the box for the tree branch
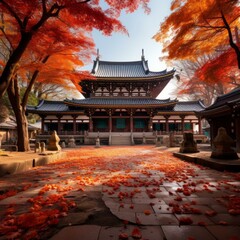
[31,3,65,32]
[42,0,47,14]
[22,55,50,108]
[0,0,23,29]
[221,10,240,69]
[195,24,225,29]
[0,14,14,52]
[0,0,91,97]
[78,0,91,3]
[0,47,8,59]
[22,15,31,29]
[0,37,11,54]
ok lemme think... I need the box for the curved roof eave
[198,105,231,117]
[157,111,197,115]
[88,71,175,81]
[64,101,177,109]
[27,110,85,114]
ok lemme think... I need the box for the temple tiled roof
[91,60,175,78]
[156,100,205,113]
[198,87,240,117]
[205,87,240,110]
[27,100,70,113]
[0,117,39,130]
[173,100,205,112]
[27,99,205,113]
[64,98,176,107]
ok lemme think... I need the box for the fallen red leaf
[131,227,142,239]
[218,221,228,225]
[205,210,217,217]
[119,233,128,239]
[198,221,206,226]
[144,210,151,215]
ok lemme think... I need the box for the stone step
[111,136,131,145]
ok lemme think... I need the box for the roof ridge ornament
[91,49,100,74]
[141,49,149,74]
[96,48,100,60]
[141,49,145,60]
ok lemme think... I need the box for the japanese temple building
[199,87,240,152]
[27,52,206,145]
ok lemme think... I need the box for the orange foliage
[154,0,239,67]
[0,0,150,97]
[195,47,240,87]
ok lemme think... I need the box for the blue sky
[83,0,177,99]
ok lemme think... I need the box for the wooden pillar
[130,110,133,132]
[89,116,93,132]
[50,120,52,133]
[73,115,77,135]
[208,119,214,147]
[6,130,9,142]
[189,120,193,133]
[198,116,202,134]
[41,116,45,134]
[109,110,112,132]
[181,116,185,134]
[57,115,62,134]
[165,116,169,133]
[148,117,153,132]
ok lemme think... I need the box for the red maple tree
[0,0,150,151]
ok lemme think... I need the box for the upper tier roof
[91,59,175,79]
[27,99,205,113]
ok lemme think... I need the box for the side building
[199,87,240,152]
[27,53,206,145]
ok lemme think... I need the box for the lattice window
[116,119,126,129]
[96,119,107,129]
[134,119,145,129]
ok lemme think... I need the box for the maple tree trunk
[7,80,30,152]
[14,108,30,152]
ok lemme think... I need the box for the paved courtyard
[0,146,240,240]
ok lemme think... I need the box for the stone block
[180,132,199,153]
[47,131,61,151]
[211,127,238,159]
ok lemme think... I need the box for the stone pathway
[0,146,240,240]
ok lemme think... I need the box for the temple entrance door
[93,119,109,132]
[112,118,130,132]
[133,118,148,132]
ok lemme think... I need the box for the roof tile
[174,101,205,112]
[92,60,172,78]
[27,99,205,113]
[65,98,174,106]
